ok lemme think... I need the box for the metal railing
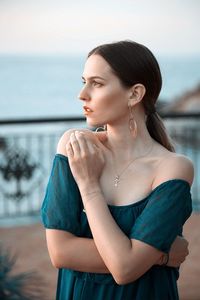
[0,113,199,222]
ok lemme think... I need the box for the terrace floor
[0,213,200,300]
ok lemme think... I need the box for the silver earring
[129,106,137,138]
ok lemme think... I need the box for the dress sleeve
[130,179,192,252]
[41,154,82,235]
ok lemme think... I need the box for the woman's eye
[81,80,102,87]
[93,81,102,87]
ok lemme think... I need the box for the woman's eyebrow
[82,75,106,81]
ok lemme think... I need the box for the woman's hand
[157,236,189,267]
[66,131,105,190]
[167,236,189,267]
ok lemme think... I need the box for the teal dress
[41,154,192,300]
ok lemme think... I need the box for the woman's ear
[128,84,146,106]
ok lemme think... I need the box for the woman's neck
[105,119,155,162]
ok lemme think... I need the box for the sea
[0,54,200,120]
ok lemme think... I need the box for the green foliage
[0,244,47,300]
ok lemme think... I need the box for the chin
[86,118,104,129]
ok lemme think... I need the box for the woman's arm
[78,188,159,285]
[46,229,109,273]
[45,130,191,275]
[46,229,188,271]
[45,129,109,273]
[66,130,194,285]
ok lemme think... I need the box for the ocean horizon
[0,54,200,120]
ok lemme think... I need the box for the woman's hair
[88,40,175,152]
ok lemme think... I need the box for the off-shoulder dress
[41,154,192,300]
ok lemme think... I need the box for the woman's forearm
[80,190,136,281]
[79,186,163,284]
[46,229,109,273]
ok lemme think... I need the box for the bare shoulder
[57,129,74,156]
[152,152,194,189]
[57,128,82,156]
[56,128,94,156]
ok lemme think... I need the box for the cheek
[97,86,128,109]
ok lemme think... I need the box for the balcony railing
[0,113,199,223]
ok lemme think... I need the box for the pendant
[114,175,120,187]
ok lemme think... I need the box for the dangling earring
[129,106,137,138]
[95,125,107,132]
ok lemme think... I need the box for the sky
[0,0,199,56]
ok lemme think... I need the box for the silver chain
[113,142,154,187]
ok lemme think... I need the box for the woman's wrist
[157,253,169,266]
[78,177,100,190]
[79,183,102,203]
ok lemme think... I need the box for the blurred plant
[0,244,47,300]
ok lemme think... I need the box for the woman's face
[78,54,131,127]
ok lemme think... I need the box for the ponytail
[146,112,175,152]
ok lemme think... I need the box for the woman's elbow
[50,259,59,269]
[112,262,152,285]
[113,272,136,286]
[50,256,62,269]
[111,262,137,285]
[46,230,74,269]
[48,250,61,269]
[47,247,68,269]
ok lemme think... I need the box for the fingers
[180,235,189,247]
[75,131,90,155]
[66,130,106,165]
[68,129,108,153]
[69,132,81,156]
[66,141,74,157]
[94,131,107,142]
[67,131,98,157]
[77,131,97,155]
[80,129,107,150]
[75,131,97,156]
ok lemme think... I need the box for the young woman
[41,40,194,300]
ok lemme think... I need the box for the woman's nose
[78,85,90,101]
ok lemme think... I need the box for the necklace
[113,142,154,187]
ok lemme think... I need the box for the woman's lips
[83,106,93,113]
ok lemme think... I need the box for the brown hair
[88,40,175,152]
